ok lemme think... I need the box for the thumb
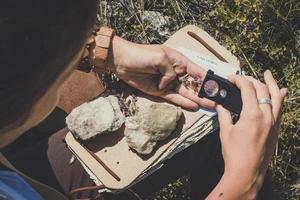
[216,105,233,131]
[186,60,207,79]
[158,65,176,90]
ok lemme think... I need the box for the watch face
[203,80,219,97]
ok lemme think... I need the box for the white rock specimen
[66,96,125,140]
[125,99,182,155]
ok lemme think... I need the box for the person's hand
[207,70,287,199]
[108,36,215,110]
[217,71,287,177]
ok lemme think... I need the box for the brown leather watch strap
[93,27,115,74]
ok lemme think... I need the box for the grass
[98,0,300,199]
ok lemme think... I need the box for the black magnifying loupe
[199,70,242,115]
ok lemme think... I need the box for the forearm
[107,36,128,72]
[206,170,264,200]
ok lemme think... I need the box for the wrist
[107,36,130,73]
[107,37,163,74]
[222,168,264,199]
[93,27,116,74]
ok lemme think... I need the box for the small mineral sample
[66,96,125,140]
[106,95,126,132]
[124,99,182,155]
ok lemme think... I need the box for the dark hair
[0,0,97,130]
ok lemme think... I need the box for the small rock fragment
[106,95,126,132]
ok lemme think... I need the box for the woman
[0,0,287,199]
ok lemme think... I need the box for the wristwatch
[93,27,116,74]
[77,26,115,74]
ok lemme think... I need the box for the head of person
[0,0,97,147]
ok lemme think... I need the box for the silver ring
[258,98,272,105]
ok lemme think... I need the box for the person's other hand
[109,36,215,110]
[215,71,287,194]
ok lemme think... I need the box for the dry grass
[98,0,300,199]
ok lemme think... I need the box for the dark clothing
[2,107,276,200]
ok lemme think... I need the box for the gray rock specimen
[125,99,182,155]
[66,96,125,140]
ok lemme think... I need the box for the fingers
[264,70,287,119]
[216,105,233,131]
[280,88,288,97]
[158,65,176,90]
[228,75,259,111]
[126,77,201,110]
[262,71,287,168]
[176,84,216,108]
[186,60,207,78]
[162,48,213,109]
[161,91,200,110]
[245,76,272,117]
[162,46,207,79]
[264,70,280,93]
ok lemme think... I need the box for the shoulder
[0,170,43,200]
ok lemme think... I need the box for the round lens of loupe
[203,80,219,97]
